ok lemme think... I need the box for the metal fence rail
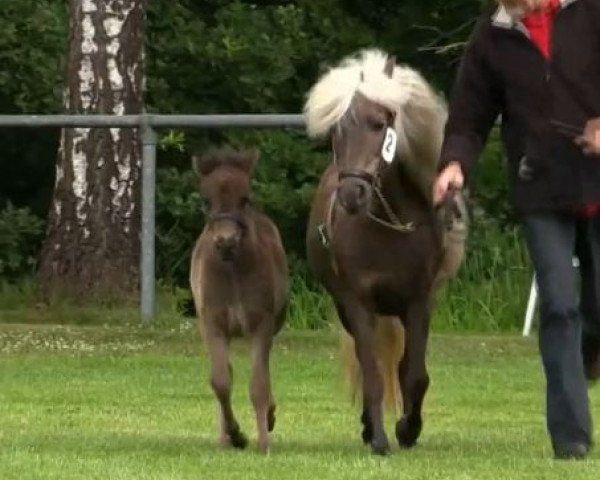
[0,113,306,322]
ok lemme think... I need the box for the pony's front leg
[250,322,274,454]
[342,300,389,455]
[396,299,430,448]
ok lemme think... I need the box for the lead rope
[367,175,415,232]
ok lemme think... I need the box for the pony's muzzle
[337,177,372,214]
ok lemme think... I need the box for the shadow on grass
[7,428,573,461]
[7,431,370,458]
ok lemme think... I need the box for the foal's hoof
[229,428,249,450]
[360,411,373,445]
[370,437,390,456]
[258,438,270,455]
[268,405,276,432]
[395,415,422,448]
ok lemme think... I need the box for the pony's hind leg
[206,330,248,449]
[268,392,276,433]
[250,325,274,453]
[396,300,431,448]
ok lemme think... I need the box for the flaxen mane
[303,49,448,202]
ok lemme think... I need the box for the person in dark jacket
[433,0,600,460]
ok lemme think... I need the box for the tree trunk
[39,0,146,301]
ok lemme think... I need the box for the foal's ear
[383,55,396,78]
[240,148,260,174]
[191,154,216,177]
[191,155,203,177]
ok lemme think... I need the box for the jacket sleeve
[439,21,503,180]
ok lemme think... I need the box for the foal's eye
[240,196,251,208]
[201,199,211,213]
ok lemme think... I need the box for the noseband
[338,169,376,184]
[206,211,248,231]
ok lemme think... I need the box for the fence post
[141,122,157,323]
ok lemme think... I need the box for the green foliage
[155,168,204,285]
[0,0,67,216]
[0,0,531,333]
[147,0,374,115]
[0,0,67,113]
[0,204,45,280]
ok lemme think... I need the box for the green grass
[1,323,599,479]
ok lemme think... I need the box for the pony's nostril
[355,183,368,205]
[356,184,365,199]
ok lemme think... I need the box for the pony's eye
[240,196,251,208]
[368,119,386,132]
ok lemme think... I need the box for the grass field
[1,322,599,480]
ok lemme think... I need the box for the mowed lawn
[1,323,599,480]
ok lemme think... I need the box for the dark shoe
[582,333,600,381]
[553,442,589,460]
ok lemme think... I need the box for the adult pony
[189,148,289,453]
[304,50,466,455]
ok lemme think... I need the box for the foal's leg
[206,329,248,449]
[339,299,389,455]
[396,300,431,448]
[250,323,274,453]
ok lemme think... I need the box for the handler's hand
[576,117,600,156]
[433,162,464,205]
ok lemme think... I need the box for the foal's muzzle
[208,212,247,261]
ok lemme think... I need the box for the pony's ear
[383,55,396,78]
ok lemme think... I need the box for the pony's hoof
[361,411,373,444]
[361,425,373,445]
[229,428,249,450]
[268,405,276,432]
[395,415,422,448]
[370,437,390,456]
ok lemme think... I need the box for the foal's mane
[193,147,258,177]
[303,49,448,192]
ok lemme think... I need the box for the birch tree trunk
[39,0,146,300]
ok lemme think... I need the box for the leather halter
[334,118,416,233]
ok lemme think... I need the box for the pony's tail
[340,316,405,414]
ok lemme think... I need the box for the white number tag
[381,127,397,163]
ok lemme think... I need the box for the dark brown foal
[189,148,288,453]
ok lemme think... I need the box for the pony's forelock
[303,49,444,140]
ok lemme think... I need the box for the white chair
[522,257,580,336]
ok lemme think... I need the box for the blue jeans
[523,213,600,449]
